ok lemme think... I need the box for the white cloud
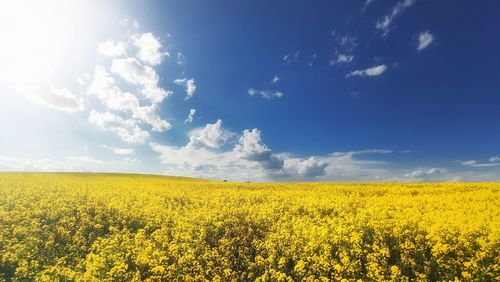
[295,157,328,177]
[99,145,134,155]
[87,66,140,112]
[187,119,232,149]
[119,18,138,28]
[376,0,416,36]
[363,0,375,10]
[98,40,127,57]
[233,128,284,170]
[87,66,171,133]
[248,88,283,100]
[271,75,280,84]
[282,51,299,63]
[19,81,84,113]
[462,159,500,168]
[234,128,271,161]
[330,54,354,65]
[490,156,500,162]
[184,108,196,124]
[404,167,442,178]
[308,54,317,67]
[0,156,72,172]
[347,65,387,78]
[133,32,166,66]
[174,78,196,100]
[86,31,173,144]
[88,110,150,144]
[110,57,157,86]
[417,31,434,51]
[462,160,477,166]
[111,57,170,103]
[131,104,171,132]
[68,156,103,164]
[339,35,357,49]
[176,52,185,66]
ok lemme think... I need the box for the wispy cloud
[330,54,354,65]
[184,108,196,124]
[176,52,185,66]
[19,81,84,113]
[363,0,375,10]
[282,51,300,63]
[99,145,134,155]
[308,54,317,67]
[68,156,103,164]
[490,156,500,162]
[376,0,417,36]
[248,88,283,100]
[346,65,388,78]
[462,159,500,168]
[404,167,443,179]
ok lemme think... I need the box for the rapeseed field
[0,173,498,281]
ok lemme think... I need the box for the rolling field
[0,173,498,281]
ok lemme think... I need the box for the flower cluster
[0,173,498,281]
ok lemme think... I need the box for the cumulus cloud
[248,88,283,100]
[87,66,140,112]
[149,120,400,181]
[330,54,354,65]
[150,124,284,180]
[85,30,173,144]
[98,40,127,57]
[187,119,232,149]
[87,66,171,133]
[99,145,134,155]
[133,32,166,65]
[346,65,387,78]
[88,110,150,144]
[149,120,242,179]
[376,0,416,36]
[184,108,196,124]
[131,104,171,132]
[173,78,196,100]
[233,128,284,170]
[417,31,434,51]
[295,157,328,177]
[111,57,170,103]
[19,81,84,113]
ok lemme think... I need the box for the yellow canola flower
[0,173,498,281]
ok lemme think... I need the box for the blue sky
[0,0,499,181]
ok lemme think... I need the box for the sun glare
[0,0,83,84]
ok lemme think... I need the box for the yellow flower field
[0,173,498,281]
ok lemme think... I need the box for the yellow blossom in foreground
[0,173,498,281]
